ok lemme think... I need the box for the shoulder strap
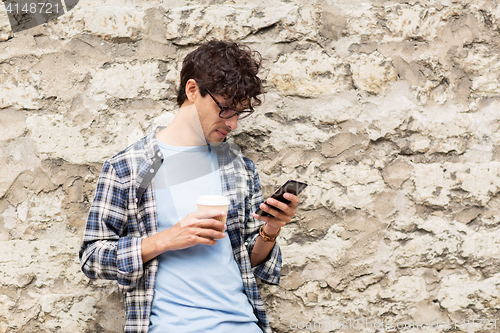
[136,153,163,203]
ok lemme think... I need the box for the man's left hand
[251,192,300,233]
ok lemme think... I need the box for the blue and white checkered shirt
[79,128,281,333]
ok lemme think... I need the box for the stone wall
[1,0,500,332]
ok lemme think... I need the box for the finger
[283,193,300,208]
[261,199,295,218]
[252,212,286,229]
[196,218,227,231]
[194,227,226,240]
[265,197,292,212]
[252,212,269,223]
[258,202,292,223]
[193,235,218,246]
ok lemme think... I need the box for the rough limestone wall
[1,0,500,332]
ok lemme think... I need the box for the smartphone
[254,179,308,217]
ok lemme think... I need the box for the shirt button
[150,168,155,173]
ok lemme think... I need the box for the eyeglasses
[204,87,254,120]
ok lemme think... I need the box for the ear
[185,79,199,103]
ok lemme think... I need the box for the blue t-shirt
[149,141,260,333]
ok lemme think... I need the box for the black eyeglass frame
[202,86,255,120]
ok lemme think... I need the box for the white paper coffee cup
[196,195,230,226]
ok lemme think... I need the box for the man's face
[196,91,240,144]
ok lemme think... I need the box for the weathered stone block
[268,121,331,152]
[412,162,500,206]
[350,51,398,94]
[88,62,172,100]
[164,4,318,45]
[346,3,385,39]
[454,44,500,98]
[48,6,145,41]
[461,228,500,264]
[0,5,12,42]
[83,7,145,41]
[0,109,26,141]
[408,104,476,139]
[267,48,352,97]
[299,160,386,211]
[321,132,366,158]
[371,190,398,218]
[379,275,428,302]
[382,158,413,189]
[25,107,146,164]
[0,63,42,109]
[280,225,348,267]
[31,52,88,101]
[320,5,347,41]
[454,206,483,224]
[437,273,500,313]
[410,300,448,324]
[0,138,41,198]
[280,270,304,291]
[382,4,458,42]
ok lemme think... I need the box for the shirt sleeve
[243,158,282,285]
[79,160,144,292]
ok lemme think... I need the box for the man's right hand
[141,210,227,263]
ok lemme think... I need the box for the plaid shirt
[79,128,281,333]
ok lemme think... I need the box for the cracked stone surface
[2,0,500,332]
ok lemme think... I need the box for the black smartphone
[254,179,308,217]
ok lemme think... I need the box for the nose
[225,115,238,131]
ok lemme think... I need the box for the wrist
[263,223,281,235]
[259,223,281,242]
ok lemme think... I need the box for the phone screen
[254,180,308,217]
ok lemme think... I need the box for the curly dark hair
[176,40,264,108]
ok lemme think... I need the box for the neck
[156,103,206,146]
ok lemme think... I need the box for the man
[79,40,300,333]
